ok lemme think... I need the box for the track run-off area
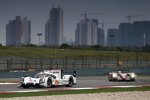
[0,76,150,94]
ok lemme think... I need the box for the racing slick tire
[108,77,112,81]
[66,77,73,87]
[108,76,117,81]
[130,77,135,82]
[47,78,52,88]
[21,84,30,88]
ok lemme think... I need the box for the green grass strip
[0,86,150,98]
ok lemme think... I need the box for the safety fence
[0,66,150,78]
[0,56,150,72]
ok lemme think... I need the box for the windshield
[35,74,47,78]
[34,73,56,79]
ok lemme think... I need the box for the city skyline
[0,0,150,45]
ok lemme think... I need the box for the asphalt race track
[0,76,150,93]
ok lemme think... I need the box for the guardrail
[0,66,149,78]
[0,56,150,72]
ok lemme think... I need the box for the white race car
[20,69,76,88]
[108,70,136,81]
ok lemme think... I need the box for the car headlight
[130,74,135,78]
[39,78,45,83]
[112,73,117,78]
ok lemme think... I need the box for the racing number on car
[54,80,59,85]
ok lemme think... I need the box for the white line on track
[0,84,150,94]
[0,83,18,85]
[0,85,147,94]
[9,90,48,93]
[67,87,97,90]
[110,85,142,88]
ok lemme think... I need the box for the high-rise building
[119,23,134,46]
[45,7,63,46]
[107,28,119,47]
[75,18,98,46]
[21,17,31,45]
[97,28,105,46]
[133,21,150,46]
[6,16,31,46]
[119,21,150,46]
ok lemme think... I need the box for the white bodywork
[108,71,136,81]
[20,69,76,88]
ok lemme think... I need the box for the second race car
[108,70,136,81]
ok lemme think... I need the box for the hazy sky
[0,0,150,45]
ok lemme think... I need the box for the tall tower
[21,17,31,45]
[45,7,63,46]
[133,21,150,46]
[75,18,98,46]
[119,23,134,46]
[6,16,31,46]
[97,28,105,46]
[118,21,150,47]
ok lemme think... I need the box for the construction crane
[81,11,87,20]
[81,11,104,28]
[98,21,104,29]
[81,11,104,20]
[126,15,142,23]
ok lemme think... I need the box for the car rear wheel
[66,78,73,87]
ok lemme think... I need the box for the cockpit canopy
[34,73,56,79]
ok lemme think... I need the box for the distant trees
[1,42,149,52]
[22,44,37,47]
[60,43,71,49]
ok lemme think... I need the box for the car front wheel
[47,78,52,88]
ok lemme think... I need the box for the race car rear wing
[73,71,76,77]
